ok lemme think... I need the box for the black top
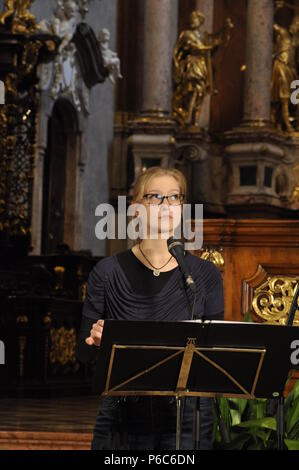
[116,249,177,295]
[76,249,224,364]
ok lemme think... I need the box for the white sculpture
[98,28,122,84]
[40,0,80,55]
[39,0,84,107]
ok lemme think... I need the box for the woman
[76,167,224,450]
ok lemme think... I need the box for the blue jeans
[91,396,214,450]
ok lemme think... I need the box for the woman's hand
[85,319,104,347]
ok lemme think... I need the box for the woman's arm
[76,261,106,364]
[76,316,101,364]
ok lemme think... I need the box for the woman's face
[137,175,183,239]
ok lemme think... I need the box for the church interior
[0,0,298,452]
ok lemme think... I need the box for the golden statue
[271,23,297,132]
[272,1,299,132]
[289,163,299,204]
[172,11,233,129]
[0,0,38,34]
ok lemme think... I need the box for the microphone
[167,237,197,294]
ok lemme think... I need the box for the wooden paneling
[210,0,247,133]
[201,219,299,322]
[200,218,299,394]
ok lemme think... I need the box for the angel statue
[271,23,297,132]
[39,0,80,55]
[271,1,299,132]
[172,10,233,128]
[98,28,122,84]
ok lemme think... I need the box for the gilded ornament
[199,247,224,269]
[0,0,39,35]
[49,327,77,366]
[272,1,299,132]
[172,10,233,128]
[252,276,299,326]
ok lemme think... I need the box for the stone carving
[98,28,122,84]
[38,0,89,111]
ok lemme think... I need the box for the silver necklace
[138,244,173,277]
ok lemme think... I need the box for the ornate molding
[0,6,59,241]
[197,247,225,269]
[252,276,299,325]
[49,326,77,367]
[0,0,39,35]
[243,264,299,326]
[200,219,299,247]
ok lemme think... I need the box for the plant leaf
[229,398,248,417]
[223,432,252,450]
[233,417,277,431]
[288,418,299,440]
[218,398,232,430]
[287,397,299,435]
[285,439,299,451]
[230,409,241,426]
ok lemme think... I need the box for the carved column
[0,4,59,257]
[243,0,274,126]
[142,0,178,116]
[128,0,179,195]
[222,0,293,216]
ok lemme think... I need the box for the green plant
[213,380,299,450]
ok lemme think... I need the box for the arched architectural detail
[31,3,115,254]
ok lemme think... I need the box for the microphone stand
[178,275,230,449]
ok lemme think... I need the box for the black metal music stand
[93,320,297,450]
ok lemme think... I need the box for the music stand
[93,320,297,450]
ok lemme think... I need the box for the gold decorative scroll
[252,276,299,326]
[49,326,76,366]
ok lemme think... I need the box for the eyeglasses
[142,193,185,206]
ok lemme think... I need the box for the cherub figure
[98,28,122,84]
[39,0,79,55]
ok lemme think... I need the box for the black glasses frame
[142,194,185,206]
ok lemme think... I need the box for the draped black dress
[76,249,224,450]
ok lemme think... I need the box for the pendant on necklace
[153,269,160,277]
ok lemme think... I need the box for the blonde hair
[131,167,187,203]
